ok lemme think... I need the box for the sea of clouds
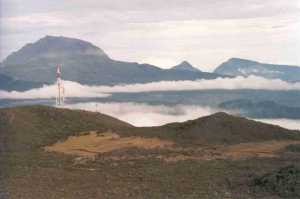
[63,102,300,130]
[1,76,300,99]
[63,102,219,127]
[1,76,300,130]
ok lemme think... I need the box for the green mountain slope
[0,105,132,152]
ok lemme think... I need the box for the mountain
[2,105,300,199]
[0,74,44,91]
[0,36,221,88]
[0,105,132,152]
[170,61,201,72]
[214,58,300,82]
[219,99,300,119]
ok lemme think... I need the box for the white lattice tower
[56,65,65,106]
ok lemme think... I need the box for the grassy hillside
[1,106,299,153]
[0,105,132,152]
[126,112,300,145]
[1,106,300,199]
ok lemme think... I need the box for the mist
[63,102,220,127]
[95,76,300,93]
[0,81,110,99]
[63,102,300,130]
[1,76,300,99]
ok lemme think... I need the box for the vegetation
[125,112,300,145]
[253,165,300,198]
[0,105,131,152]
[1,105,300,198]
[286,144,300,153]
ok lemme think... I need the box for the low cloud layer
[96,76,300,93]
[0,81,109,99]
[1,76,300,99]
[64,102,300,130]
[63,102,221,127]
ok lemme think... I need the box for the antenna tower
[56,65,65,106]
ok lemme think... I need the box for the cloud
[63,101,300,130]
[0,81,109,99]
[1,1,300,69]
[3,0,299,20]
[1,76,300,99]
[95,76,300,93]
[63,102,220,127]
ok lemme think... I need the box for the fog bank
[2,76,300,99]
[63,102,300,130]
[63,102,220,127]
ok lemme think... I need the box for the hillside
[0,105,132,152]
[214,58,300,82]
[1,106,300,199]
[137,112,300,145]
[1,106,299,153]
[0,36,221,88]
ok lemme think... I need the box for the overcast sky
[1,0,300,71]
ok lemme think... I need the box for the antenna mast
[56,65,65,106]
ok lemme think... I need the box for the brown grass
[45,131,300,162]
[44,131,174,158]
[223,140,300,159]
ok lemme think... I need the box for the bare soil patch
[223,140,300,159]
[45,131,174,158]
[45,131,300,163]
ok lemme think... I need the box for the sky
[1,0,300,71]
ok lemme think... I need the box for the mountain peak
[214,57,300,82]
[171,61,201,72]
[37,35,108,56]
[2,35,110,66]
[180,60,191,65]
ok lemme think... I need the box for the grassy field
[1,105,300,198]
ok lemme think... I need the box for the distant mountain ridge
[171,61,201,72]
[0,36,220,89]
[214,58,300,82]
[0,73,44,91]
[1,36,300,91]
[219,99,300,119]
